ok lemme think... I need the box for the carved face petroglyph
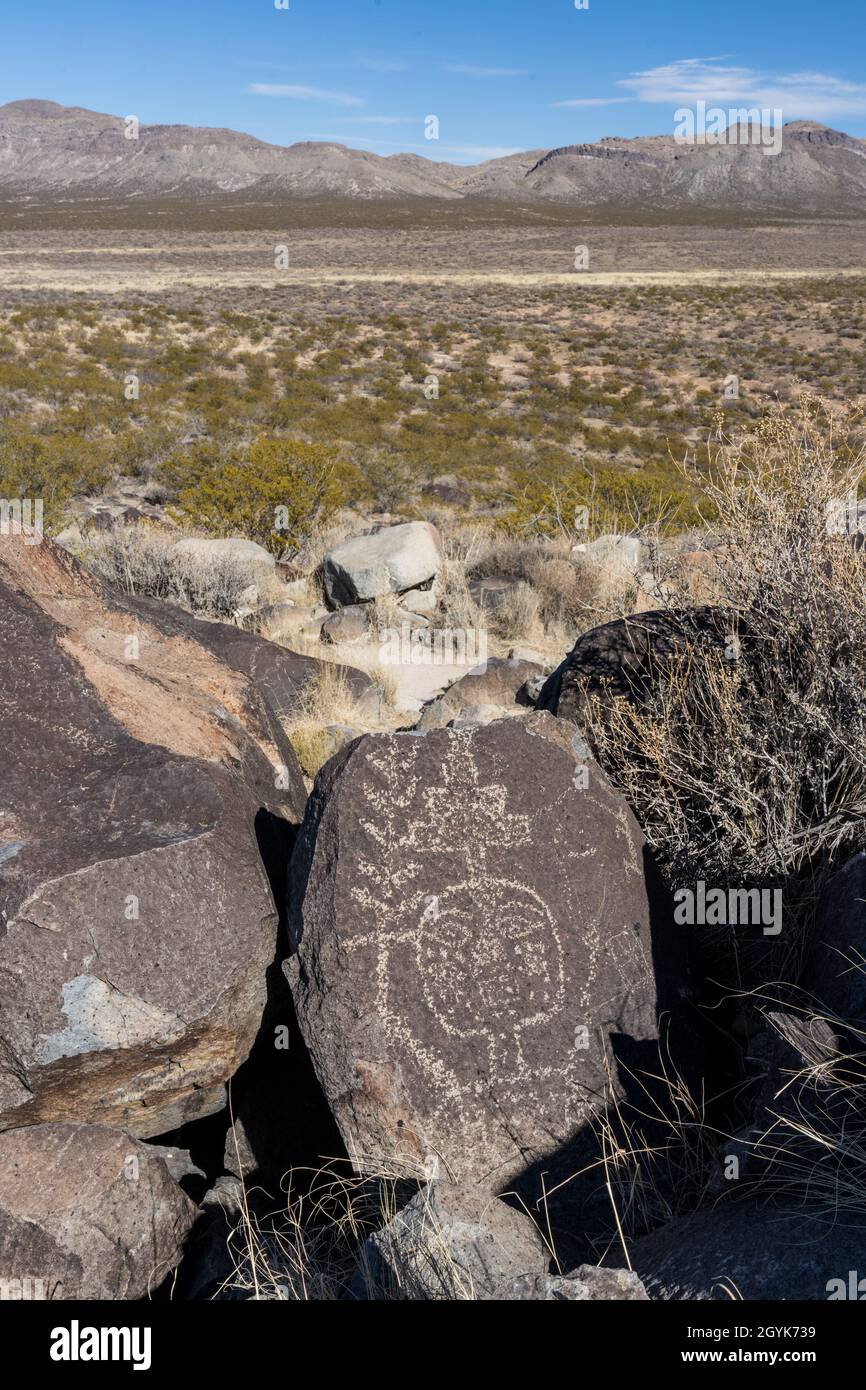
[342,730,655,1155]
[417,878,563,1039]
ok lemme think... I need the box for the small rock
[352,1182,548,1300]
[0,1123,197,1300]
[416,657,544,731]
[449,703,504,728]
[400,586,438,614]
[280,576,310,598]
[53,524,83,550]
[509,647,547,665]
[493,1266,648,1300]
[521,674,547,706]
[147,1143,207,1188]
[201,1175,246,1220]
[424,480,471,508]
[258,606,328,642]
[396,609,431,629]
[321,725,363,760]
[320,605,369,645]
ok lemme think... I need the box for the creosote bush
[0,425,111,532]
[162,436,348,557]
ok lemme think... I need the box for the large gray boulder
[170,536,275,573]
[572,533,641,574]
[627,1201,866,1300]
[0,535,307,1136]
[323,522,442,606]
[286,711,683,1191]
[353,1181,548,1300]
[0,1124,196,1300]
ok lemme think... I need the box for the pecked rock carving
[286,712,683,1189]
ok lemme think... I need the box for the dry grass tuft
[583,401,866,900]
[283,661,397,779]
[78,522,281,619]
[214,1156,478,1301]
[737,988,866,1228]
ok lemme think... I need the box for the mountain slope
[518,123,866,212]
[2,100,866,212]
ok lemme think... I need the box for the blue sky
[2,0,865,162]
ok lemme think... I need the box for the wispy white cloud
[248,83,365,108]
[552,97,631,108]
[444,64,527,78]
[617,58,866,119]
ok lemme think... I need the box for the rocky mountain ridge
[2,100,866,212]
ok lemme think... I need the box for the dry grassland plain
[1,208,865,544]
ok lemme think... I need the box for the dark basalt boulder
[285,711,685,1192]
[625,1201,866,1300]
[0,534,343,1135]
[806,852,866,1021]
[538,606,742,725]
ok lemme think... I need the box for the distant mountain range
[2,99,866,213]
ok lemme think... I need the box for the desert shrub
[581,401,866,904]
[502,458,703,538]
[570,552,642,629]
[163,436,347,557]
[79,524,177,597]
[353,447,416,513]
[468,535,592,631]
[284,663,378,780]
[106,423,178,478]
[289,727,336,782]
[485,582,542,644]
[435,555,482,633]
[0,425,111,532]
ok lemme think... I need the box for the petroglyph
[288,713,681,1187]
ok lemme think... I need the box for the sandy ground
[333,642,478,717]
[1,262,865,295]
